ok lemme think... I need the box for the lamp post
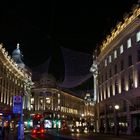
[114,105,119,136]
[90,54,99,132]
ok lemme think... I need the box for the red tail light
[32,129,37,133]
[40,129,45,133]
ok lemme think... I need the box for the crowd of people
[0,125,10,139]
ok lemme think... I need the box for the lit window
[105,59,107,66]
[136,31,140,42]
[31,98,34,104]
[109,55,112,63]
[127,38,131,48]
[114,50,117,59]
[100,91,103,101]
[31,105,33,109]
[120,45,123,54]
[58,99,60,104]
[46,98,50,104]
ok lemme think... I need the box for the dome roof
[12,43,26,69]
[12,43,21,56]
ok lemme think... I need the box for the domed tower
[12,43,25,68]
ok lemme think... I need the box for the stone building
[91,5,140,135]
[31,72,94,131]
[0,43,32,120]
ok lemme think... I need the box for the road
[25,133,68,140]
[23,132,140,140]
[2,131,140,140]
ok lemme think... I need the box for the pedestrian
[2,126,5,139]
[0,126,2,137]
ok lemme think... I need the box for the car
[31,125,45,134]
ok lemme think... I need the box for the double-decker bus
[31,114,45,134]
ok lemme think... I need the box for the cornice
[32,87,84,101]
[98,6,140,61]
[0,44,31,82]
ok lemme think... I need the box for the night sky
[0,0,138,69]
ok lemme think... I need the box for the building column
[104,105,108,133]
[114,108,119,135]
[27,94,29,110]
[4,78,7,104]
[26,93,31,111]
[6,79,9,105]
[10,82,14,106]
[23,95,25,109]
[1,66,4,103]
[8,79,12,104]
[34,94,38,111]
[51,94,54,110]
[96,103,100,132]
[43,97,46,110]
[126,102,132,135]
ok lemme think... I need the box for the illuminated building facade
[91,5,140,134]
[31,73,94,131]
[0,43,32,116]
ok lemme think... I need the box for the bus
[31,114,45,134]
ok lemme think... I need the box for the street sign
[13,96,22,103]
[18,122,24,139]
[13,96,24,139]
[13,96,22,114]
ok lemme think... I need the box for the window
[128,73,133,90]
[138,70,140,86]
[102,88,105,100]
[105,72,107,81]
[106,85,108,99]
[121,60,124,70]
[109,55,112,63]
[114,64,117,74]
[128,55,132,66]
[99,88,102,101]
[127,38,131,48]
[109,69,112,77]
[121,77,125,92]
[114,50,117,59]
[137,50,140,62]
[105,59,107,66]
[120,45,124,54]
[136,31,140,42]
[110,84,113,97]
[115,79,118,95]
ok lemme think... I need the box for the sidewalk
[93,133,140,140]
[47,129,140,140]
[47,129,89,140]
[0,131,17,140]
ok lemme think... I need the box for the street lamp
[114,105,120,110]
[114,104,119,136]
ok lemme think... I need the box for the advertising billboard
[44,120,52,128]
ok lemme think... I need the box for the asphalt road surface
[23,132,140,140]
[2,130,140,140]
